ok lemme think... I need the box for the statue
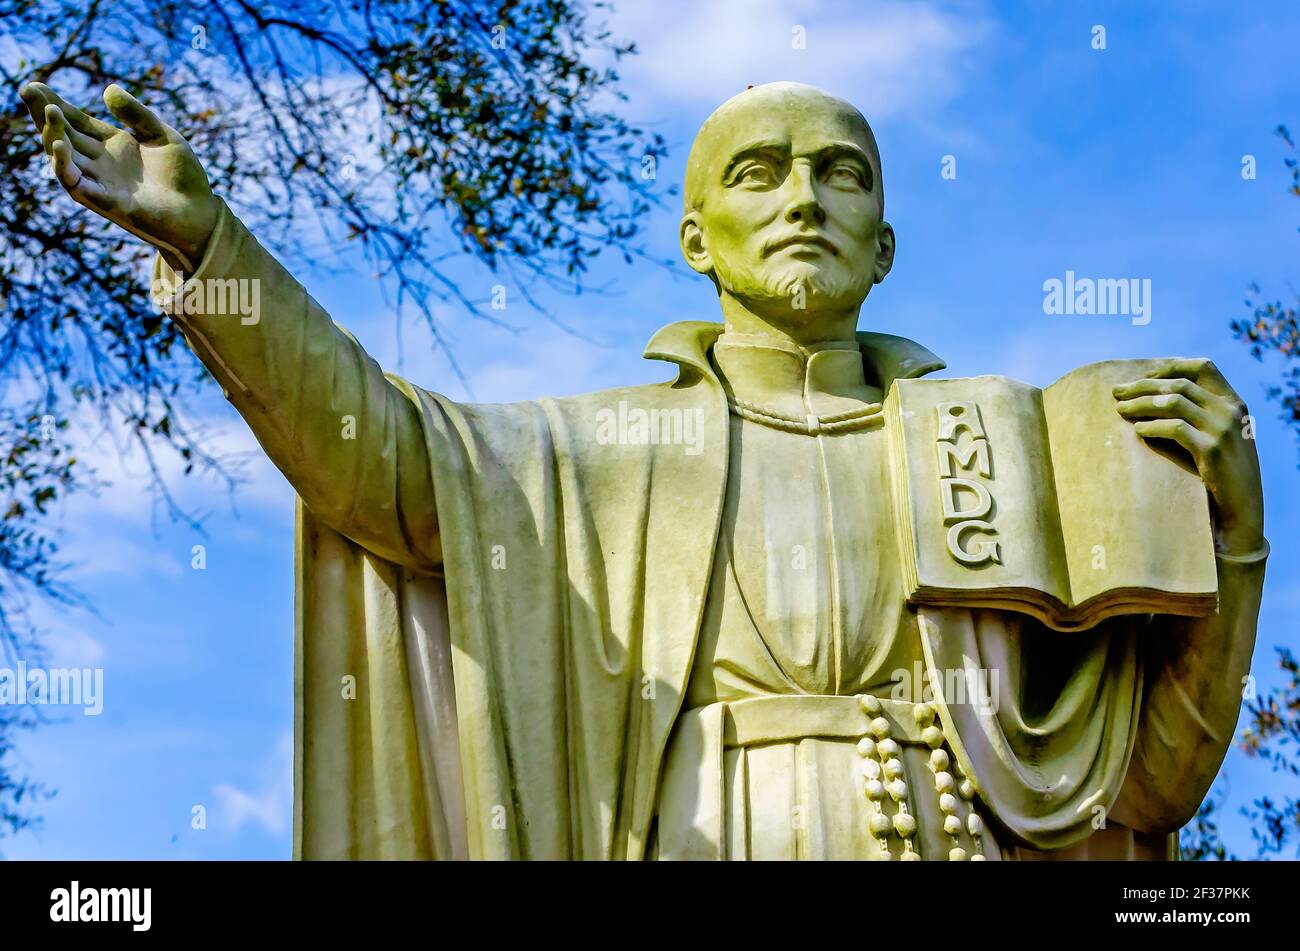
[19,79,1266,860]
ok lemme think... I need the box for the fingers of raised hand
[40,103,67,155]
[21,82,116,143]
[51,137,111,209]
[42,107,99,179]
[49,138,82,188]
[103,84,168,144]
[56,111,106,159]
[34,101,117,213]
[40,104,102,160]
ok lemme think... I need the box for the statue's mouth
[765,234,840,257]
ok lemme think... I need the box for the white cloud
[64,535,185,582]
[34,624,106,668]
[212,731,292,837]
[608,0,992,120]
[57,408,292,529]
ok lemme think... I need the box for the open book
[885,359,1219,631]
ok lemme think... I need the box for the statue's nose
[783,164,826,226]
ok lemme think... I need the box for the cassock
[153,200,1267,860]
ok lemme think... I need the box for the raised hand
[20,82,219,272]
[1113,358,1264,555]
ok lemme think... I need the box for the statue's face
[681,85,894,328]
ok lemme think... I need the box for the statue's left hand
[1112,359,1263,555]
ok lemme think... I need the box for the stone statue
[20,79,1266,860]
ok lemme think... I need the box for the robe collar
[643,321,947,397]
[710,333,881,422]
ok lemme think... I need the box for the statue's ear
[679,212,714,277]
[874,222,896,285]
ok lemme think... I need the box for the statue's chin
[717,263,872,323]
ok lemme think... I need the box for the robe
[152,200,1267,860]
[655,334,981,860]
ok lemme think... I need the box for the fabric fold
[917,606,1143,851]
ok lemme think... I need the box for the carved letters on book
[936,401,1001,567]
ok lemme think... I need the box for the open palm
[20,82,218,272]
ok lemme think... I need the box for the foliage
[1187,125,1300,860]
[0,0,665,840]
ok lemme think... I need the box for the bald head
[677,81,896,338]
[684,82,883,215]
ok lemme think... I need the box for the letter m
[50,668,81,705]
[208,278,240,315]
[101,888,130,922]
[1098,278,1128,315]
[937,439,991,479]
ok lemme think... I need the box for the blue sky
[7,0,1300,859]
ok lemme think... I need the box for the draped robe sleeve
[919,542,1266,857]
[292,381,731,860]
[153,200,455,857]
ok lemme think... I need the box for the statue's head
[681,82,894,335]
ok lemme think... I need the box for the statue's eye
[734,161,777,187]
[826,162,869,190]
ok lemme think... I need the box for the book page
[1042,359,1218,608]
[890,376,1069,604]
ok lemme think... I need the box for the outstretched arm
[21,82,440,569]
